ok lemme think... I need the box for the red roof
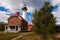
[7,12,28,23]
[12,12,19,16]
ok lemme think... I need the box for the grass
[0,31,60,40]
[16,32,60,40]
[0,32,23,40]
[16,32,42,40]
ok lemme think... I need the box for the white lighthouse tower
[22,4,27,20]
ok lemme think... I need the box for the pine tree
[32,2,56,40]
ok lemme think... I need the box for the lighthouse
[22,4,27,20]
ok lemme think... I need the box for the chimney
[16,12,20,16]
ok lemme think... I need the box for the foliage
[55,25,60,33]
[0,22,5,31]
[32,1,56,40]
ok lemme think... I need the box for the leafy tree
[0,22,5,31]
[32,1,56,40]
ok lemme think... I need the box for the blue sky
[52,5,58,12]
[26,12,32,23]
[0,0,60,24]
[0,0,49,23]
[51,0,60,25]
[0,6,32,23]
[0,6,8,12]
[0,6,31,22]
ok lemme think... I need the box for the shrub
[0,22,5,31]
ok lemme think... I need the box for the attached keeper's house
[5,4,32,32]
[5,12,28,32]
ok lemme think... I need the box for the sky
[0,0,49,23]
[0,0,60,24]
[51,0,60,25]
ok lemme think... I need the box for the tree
[32,1,56,40]
[0,22,5,31]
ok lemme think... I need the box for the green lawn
[0,32,23,40]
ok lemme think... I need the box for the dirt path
[11,32,31,40]
[55,33,60,38]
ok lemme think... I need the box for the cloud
[0,0,50,23]
[52,0,60,17]
[0,11,9,22]
[52,0,60,25]
[0,6,10,22]
[0,0,50,12]
[51,0,60,6]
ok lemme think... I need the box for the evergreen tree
[0,22,5,31]
[32,2,56,40]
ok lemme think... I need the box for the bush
[0,22,5,31]
[55,25,60,33]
